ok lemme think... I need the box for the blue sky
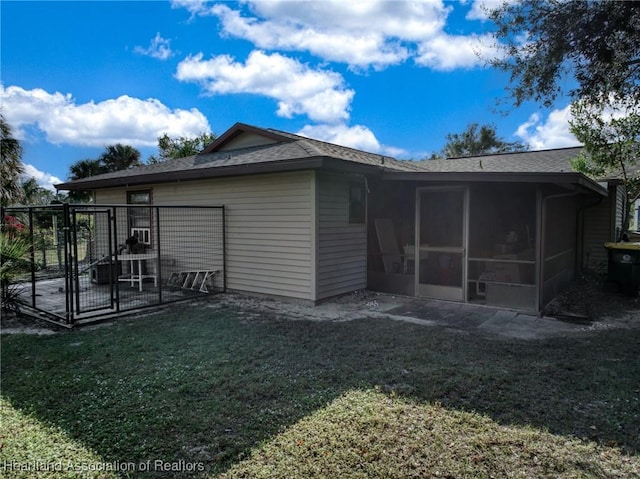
[1,0,581,191]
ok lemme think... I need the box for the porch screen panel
[542,195,578,307]
[467,185,537,310]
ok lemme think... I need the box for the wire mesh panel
[5,206,69,280]
[2,205,71,321]
[158,206,225,299]
[2,204,225,325]
[93,205,226,317]
[71,208,115,315]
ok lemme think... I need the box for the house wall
[582,183,623,271]
[94,170,317,301]
[613,183,626,238]
[316,172,367,300]
[582,194,612,271]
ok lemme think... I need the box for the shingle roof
[414,146,584,173]
[261,127,422,172]
[56,123,594,191]
[56,123,420,189]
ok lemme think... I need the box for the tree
[0,113,24,207]
[99,144,142,171]
[67,145,142,203]
[488,0,639,236]
[148,132,217,164]
[570,102,640,235]
[69,158,104,180]
[19,178,59,206]
[488,1,640,109]
[434,123,527,159]
[67,159,104,203]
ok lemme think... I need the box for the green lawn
[1,304,639,478]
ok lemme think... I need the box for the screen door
[415,187,467,301]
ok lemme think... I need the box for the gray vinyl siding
[94,171,315,300]
[582,183,624,271]
[95,189,125,204]
[583,198,611,270]
[613,184,626,237]
[316,172,367,300]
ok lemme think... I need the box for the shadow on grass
[1,304,639,477]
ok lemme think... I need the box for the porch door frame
[414,186,469,302]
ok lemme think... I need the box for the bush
[1,217,32,313]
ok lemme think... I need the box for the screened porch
[367,178,584,312]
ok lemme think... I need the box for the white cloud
[515,105,582,150]
[0,85,211,147]
[176,50,354,123]
[298,123,407,158]
[171,0,209,16]
[134,32,174,60]
[415,32,501,70]
[175,0,500,71]
[208,2,419,70]
[22,164,62,192]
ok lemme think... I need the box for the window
[127,190,152,244]
[349,183,366,224]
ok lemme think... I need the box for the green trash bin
[604,242,640,296]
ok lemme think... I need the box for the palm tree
[0,113,24,207]
[99,144,141,172]
[67,158,104,203]
[19,178,56,206]
[69,158,105,180]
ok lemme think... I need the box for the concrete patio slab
[341,293,588,340]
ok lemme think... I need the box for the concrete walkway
[376,298,590,340]
[217,292,602,341]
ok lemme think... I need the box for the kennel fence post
[62,203,74,324]
[112,207,121,313]
[155,207,162,304]
[28,207,37,308]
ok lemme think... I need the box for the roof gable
[200,122,293,154]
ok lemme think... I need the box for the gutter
[381,171,607,196]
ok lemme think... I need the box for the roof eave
[56,157,325,191]
[55,156,391,191]
[381,171,608,195]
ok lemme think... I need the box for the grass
[1,303,639,478]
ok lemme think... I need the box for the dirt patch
[544,274,640,328]
[0,310,62,335]
[212,289,393,322]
